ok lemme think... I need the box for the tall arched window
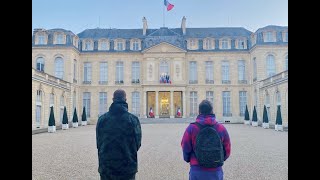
[266,54,276,77]
[35,90,42,128]
[132,92,140,116]
[60,95,64,123]
[265,93,271,120]
[276,91,281,106]
[285,55,288,71]
[160,61,169,75]
[55,57,64,79]
[36,57,45,72]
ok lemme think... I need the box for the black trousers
[100,173,136,180]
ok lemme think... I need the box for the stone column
[170,91,174,118]
[155,91,159,118]
[183,91,186,118]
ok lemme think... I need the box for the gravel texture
[32,123,288,180]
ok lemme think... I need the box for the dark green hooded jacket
[96,100,142,175]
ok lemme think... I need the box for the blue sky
[32,0,288,34]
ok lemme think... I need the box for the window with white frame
[222,61,230,83]
[83,62,92,83]
[36,90,42,102]
[36,57,45,72]
[253,57,257,80]
[99,62,108,84]
[238,60,246,82]
[100,41,108,50]
[55,57,64,79]
[205,39,213,50]
[132,40,140,51]
[265,31,275,42]
[117,41,124,51]
[60,95,64,123]
[205,61,214,84]
[266,93,271,120]
[283,32,288,42]
[132,62,140,83]
[38,35,45,45]
[50,93,54,107]
[73,60,77,80]
[266,55,276,77]
[36,105,41,127]
[36,90,42,127]
[99,92,107,116]
[189,61,197,84]
[206,91,214,105]
[73,92,76,111]
[285,55,288,71]
[276,91,281,106]
[160,61,169,75]
[239,91,247,116]
[116,61,124,83]
[189,39,196,49]
[84,40,91,51]
[190,91,198,116]
[221,39,229,49]
[56,34,64,44]
[223,91,231,116]
[83,92,91,117]
[132,92,140,116]
[237,39,245,49]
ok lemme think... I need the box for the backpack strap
[191,122,214,130]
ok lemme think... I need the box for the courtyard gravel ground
[32,123,288,180]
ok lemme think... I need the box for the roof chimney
[143,17,148,36]
[181,16,186,35]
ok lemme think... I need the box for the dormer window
[204,38,214,50]
[99,39,109,51]
[237,39,246,49]
[56,34,64,44]
[220,39,230,49]
[115,39,125,51]
[251,34,257,46]
[283,31,288,42]
[188,39,198,50]
[132,40,140,51]
[73,37,79,48]
[83,40,93,51]
[38,35,45,45]
[264,31,276,42]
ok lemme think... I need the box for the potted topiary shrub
[81,106,87,126]
[252,106,258,127]
[72,107,79,128]
[48,106,56,133]
[244,105,250,125]
[62,106,69,130]
[275,106,283,131]
[262,105,269,128]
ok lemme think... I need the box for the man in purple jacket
[181,100,231,180]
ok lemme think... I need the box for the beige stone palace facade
[32,17,288,129]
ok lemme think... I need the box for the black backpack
[192,122,224,168]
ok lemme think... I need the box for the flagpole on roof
[163,2,165,27]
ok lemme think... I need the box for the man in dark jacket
[96,89,142,180]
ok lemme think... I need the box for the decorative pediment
[142,42,186,53]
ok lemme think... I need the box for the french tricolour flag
[164,0,174,11]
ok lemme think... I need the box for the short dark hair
[113,89,126,101]
[199,100,213,115]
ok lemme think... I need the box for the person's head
[199,100,213,115]
[113,89,126,102]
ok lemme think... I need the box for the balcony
[262,70,288,87]
[83,81,91,84]
[222,80,231,84]
[189,80,198,84]
[99,81,108,85]
[223,113,232,117]
[205,79,214,84]
[132,79,140,84]
[115,80,124,85]
[238,80,247,84]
